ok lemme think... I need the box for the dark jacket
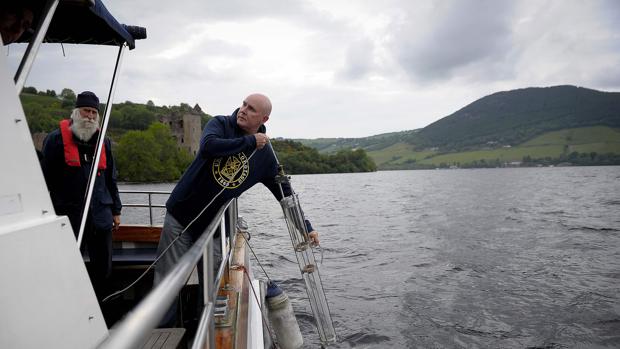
[166,108,313,237]
[42,123,122,234]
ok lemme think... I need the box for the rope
[242,266,279,349]
[240,231,273,284]
[101,187,223,302]
[101,149,257,303]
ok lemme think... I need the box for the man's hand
[113,215,121,231]
[254,133,269,149]
[308,230,320,246]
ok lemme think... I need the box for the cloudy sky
[6,0,620,138]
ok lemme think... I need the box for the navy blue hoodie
[166,108,313,237]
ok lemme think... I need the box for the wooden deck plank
[140,332,160,349]
[140,329,185,349]
[113,225,162,243]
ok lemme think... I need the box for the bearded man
[42,91,122,300]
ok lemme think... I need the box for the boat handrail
[98,198,238,349]
[118,189,171,226]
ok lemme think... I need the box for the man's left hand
[113,215,121,230]
[309,230,320,245]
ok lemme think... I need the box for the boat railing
[118,189,171,226]
[98,198,240,349]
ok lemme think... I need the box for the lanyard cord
[102,149,258,303]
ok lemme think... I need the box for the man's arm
[41,132,61,196]
[263,175,319,244]
[105,138,122,228]
[200,116,256,158]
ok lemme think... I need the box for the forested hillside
[22,87,376,181]
[272,139,376,174]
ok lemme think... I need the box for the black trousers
[82,221,113,301]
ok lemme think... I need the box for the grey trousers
[153,212,222,327]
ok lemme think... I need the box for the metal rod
[98,200,234,349]
[14,0,60,92]
[191,302,214,349]
[267,143,286,198]
[148,193,153,226]
[121,203,166,208]
[205,227,215,349]
[77,44,126,247]
[193,201,238,349]
[119,190,171,194]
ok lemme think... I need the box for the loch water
[121,166,620,348]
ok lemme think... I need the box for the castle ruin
[160,113,202,157]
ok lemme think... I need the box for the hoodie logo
[212,153,249,189]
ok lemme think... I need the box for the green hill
[298,85,620,169]
[300,129,420,153]
[416,85,620,151]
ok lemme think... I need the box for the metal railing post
[148,193,153,226]
[118,190,170,226]
[227,199,240,279]
[77,44,126,248]
[204,223,216,349]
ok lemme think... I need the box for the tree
[271,139,377,174]
[60,88,76,100]
[146,100,155,110]
[23,86,37,94]
[115,123,193,182]
[60,88,77,108]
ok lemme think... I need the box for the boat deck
[140,328,185,349]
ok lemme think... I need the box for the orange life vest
[59,119,106,170]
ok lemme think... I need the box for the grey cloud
[598,0,620,25]
[106,0,346,60]
[338,39,376,80]
[591,65,620,90]
[391,1,516,82]
[110,0,320,24]
[201,0,307,20]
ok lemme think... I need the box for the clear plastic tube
[280,194,337,345]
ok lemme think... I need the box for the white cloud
[6,0,620,138]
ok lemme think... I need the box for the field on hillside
[369,143,435,165]
[371,126,620,168]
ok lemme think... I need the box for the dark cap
[75,91,99,111]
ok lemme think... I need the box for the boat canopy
[13,0,146,49]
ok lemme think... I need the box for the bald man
[154,93,318,326]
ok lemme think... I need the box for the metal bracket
[214,294,234,327]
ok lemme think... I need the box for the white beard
[70,108,100,141]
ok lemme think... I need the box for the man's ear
[262,115,270,123]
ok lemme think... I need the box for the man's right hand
[254,133,269,149]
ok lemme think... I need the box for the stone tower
[161,114,202,156]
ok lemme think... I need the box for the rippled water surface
[121,167,620,348]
